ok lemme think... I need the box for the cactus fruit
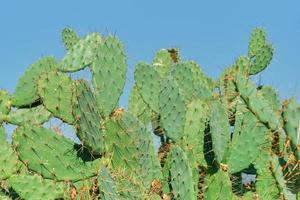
[0,27,299,199]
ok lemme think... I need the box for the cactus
[13,125,95,181]
[0,126,21,180]
[61,27,80,51]
[59,33,102,72]
[134,62,161,113]
[90,35,127,118]
[12,56,56,107]
[4,105,52,125]
[8,174,68,200]
[74,80,105,155]
[0,90,11,115]
[128,84,152,125]
[98,167,120,200]
[204,170,233,200]
[159,76,186,141]
[38,69,76,124]
[210,100,231,164]
[165,146,197,200]
[0,27,299,200]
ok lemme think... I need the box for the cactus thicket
[0,27,299,200]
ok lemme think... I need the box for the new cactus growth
[0,27,299,200]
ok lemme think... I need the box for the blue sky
[0,0,299,106]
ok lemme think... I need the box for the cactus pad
[134,62,161,112]
[61,27,80,51]
[5,105,51,126]
[74,80,105,155]
[167,146,197,200]
[13,126,95,181]
[38,70,76,124]
[98,167,120,200]
[159,76,186,141]
[210,100,231,164]
[90,35,127,117]
[0,126,21,180]
[59,33,102,72]
[12,57,56,107]
[8,174,68,200]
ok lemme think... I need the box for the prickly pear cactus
[0,27,299,200]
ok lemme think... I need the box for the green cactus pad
[107,111,162,189]
[234,56,251,75]
[255,168,281,200]
[98,167,120,200]
[5,105,52,126]
[167,146,197,200]
[38,70,76,124]
[128,84,152,125]
[236,73,280,131]
[112,168,147,200]
[0,90,11,115]
[219,56,250,114]
[59,33,102,72]
[170,61,212,102]
[8,174,68,200]
[282,98,300,150]
[90,35,127,117]
[259,86,281,113]
[227,112,269,173]
[204,171,233,200]
[189,61,215,91]
[210,100,231,164]
[248,28,266,58]
[134,62,161,113]
[0,126,21,180]
[159,76,186,141]
[74,80,105,155]
[13,126,95,181]
[61,27,80,51]
[182,99,210,167]
[152,49,175,77]
[12,57,56,107]
[250,43,274,75]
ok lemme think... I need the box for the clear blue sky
[0,1,299,106]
